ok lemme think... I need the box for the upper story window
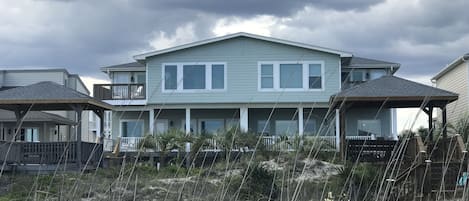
[163,62,226,92]
[112,72,146,84]
[258,61,324,91]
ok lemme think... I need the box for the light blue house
[94,32,401,151]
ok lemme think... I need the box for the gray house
[94,32,401,151]
[0,68,98,143]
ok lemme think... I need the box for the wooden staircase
[389,134,468,200]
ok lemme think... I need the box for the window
[275,120,298,136]
[260,64,274,88]
[121,120,144,137]
[309,64,322,89]
[350,70,365,82]
[357,120,381,136]
[25,128,39,142]
[303,119,317,135]
[257,120,270,134]
[212,65,225,89]
[259,61,324,91]
[164,65,178,90]
[163,63,226,91]
[280,64,302,88]
[183,65,205,89]
[200,119,224,134]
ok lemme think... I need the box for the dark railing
[346,139,397,162]
[0,141,103,165]
[93,84,145,100]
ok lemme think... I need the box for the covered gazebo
[0,81,112,170]
[330,76,458,160]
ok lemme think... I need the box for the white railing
[104,135,377,153]
[120,137,145,152]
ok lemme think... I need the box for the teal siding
[146,37,341,104]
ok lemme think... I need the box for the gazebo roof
[0,109,76,125]
[330,76,458,108]
[0,81,112,111]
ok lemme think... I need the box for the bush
[229,164,278,201]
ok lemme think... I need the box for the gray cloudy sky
[1,0,468,82]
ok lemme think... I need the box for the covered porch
[111,106,340,152]
[331,76,459,162]
[0,82,112,171]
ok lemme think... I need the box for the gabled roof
[432,53,469,80]
[341,56,400,68]
[0,109,76,125]
[133,32,353,61]
[0,81,112,111]
[331,76,458,108]
[100,62,145,73]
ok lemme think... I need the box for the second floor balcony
[93,84,145,100]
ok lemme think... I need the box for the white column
[298,107,304,136]
[335,109,340,152]
[149,109,155,135]
[240,106,249,132]
[185,108,191,134]
[391,108,398,140]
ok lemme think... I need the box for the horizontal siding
[146,37,341,104]
[436,62,469,125]
[3,71,64,86]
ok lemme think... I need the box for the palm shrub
[155,129,192,167]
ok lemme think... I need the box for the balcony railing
[93,84,145,100]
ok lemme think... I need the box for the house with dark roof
[92,32,455,155]
[0,68,99,143]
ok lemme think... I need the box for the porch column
[335,109,340,152]
[185,108,191,134]
[240,106,248,132]
[339,108,346,160]
[298,107,304,136]
[149,109,155,135]
[427,106,433,142]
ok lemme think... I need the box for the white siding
[436,62,469,125]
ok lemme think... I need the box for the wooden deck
[0,141,103,170]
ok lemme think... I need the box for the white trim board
[134,32,352,61]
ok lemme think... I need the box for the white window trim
[119,119,145,138]
[257,61,325,92]
[162,62,227,93]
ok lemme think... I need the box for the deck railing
[0,141,103,165]
[93,84,145,100]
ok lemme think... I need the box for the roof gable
[133,32,352,61]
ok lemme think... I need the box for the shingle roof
[331,76,458,108]
[0,109,75,125]
[102,62,144,69]
[341,56,400,68]
[0,81,112,111]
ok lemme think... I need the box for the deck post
[428,106,433,142]
[335,109,340,152]
[240,106,249,132]
[298,107,304,136]
[71,104,84,170]
[442,106,447,139]
[339,108,346,161]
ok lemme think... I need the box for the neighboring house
[94,32,402,151]
[432,53,469,125]
[0,68,98,142]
